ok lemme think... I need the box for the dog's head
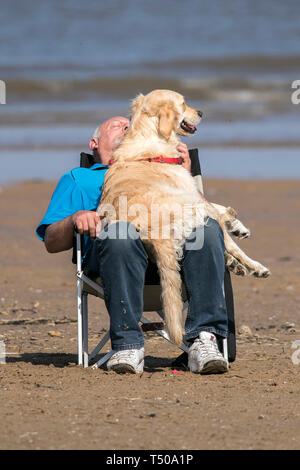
[130,89,202,140]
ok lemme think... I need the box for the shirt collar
[89,163,109,170]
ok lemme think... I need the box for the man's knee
[203,218,224,251]
[98,221,142,256]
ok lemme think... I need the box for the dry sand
[0,178,299,450]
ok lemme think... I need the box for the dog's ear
[158,102,178,140]
[131,94,145,116]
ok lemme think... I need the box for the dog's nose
[197,110,203,118]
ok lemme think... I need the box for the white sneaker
[188,332,229,374]
[107,347,144,374]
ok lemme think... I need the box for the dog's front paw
[229,219,251,240]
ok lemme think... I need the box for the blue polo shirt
[36,163,108,257]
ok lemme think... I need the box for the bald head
[89,116,130,164]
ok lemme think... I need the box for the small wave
[7,74,291,104]
[7,76,182,101]
[1,140,300,153]
[143,54,300,72]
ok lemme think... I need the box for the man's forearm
[44,215,75,253]
[44,210,101,253]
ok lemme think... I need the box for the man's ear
[158,102,177,140]
[131,93,145,116]
[89,138,98,151]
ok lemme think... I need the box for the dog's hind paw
[252,264,271,278]
[225,251,248,276]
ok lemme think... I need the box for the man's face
[90,116,129,164]
[100,116,130,150]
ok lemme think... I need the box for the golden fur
[98,90,270,346]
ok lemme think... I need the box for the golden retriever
[98,89,270,346]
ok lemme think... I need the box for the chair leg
[92,350,115,370]
[82,293,89,368]
[224,269,236,362]
[88,330,110,363]
[222,338,228,362]
[77,280,83,366]
[141,313,189,353]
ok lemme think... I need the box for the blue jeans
[86,219,228,351]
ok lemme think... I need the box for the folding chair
[75,149,236,368]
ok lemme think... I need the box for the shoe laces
[194,334,221,358]
[113,349,142,359]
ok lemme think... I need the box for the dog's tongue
[188,123,197,133]
[187,122,197,132]
[181,119,197,134]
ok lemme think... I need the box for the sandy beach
[1,0,300,453]
[0,177,299,450]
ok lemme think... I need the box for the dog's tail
[150,239,184,346]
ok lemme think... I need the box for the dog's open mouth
[180,119,197,134]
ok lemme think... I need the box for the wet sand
[0,178,299,450]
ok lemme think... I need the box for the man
[36,116,229,374]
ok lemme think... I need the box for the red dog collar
[108,156,182,165]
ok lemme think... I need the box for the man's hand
[177,143,191,172]
[45,210,101,254]
[72,210,101,239]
